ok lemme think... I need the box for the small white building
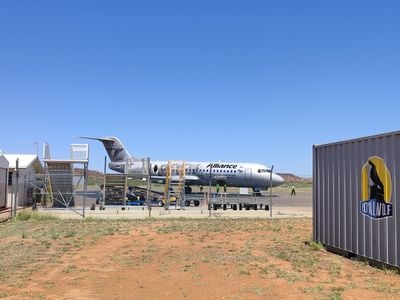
[0,155,8,208]
[3,154,43,207]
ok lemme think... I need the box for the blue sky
[1,0,399,176]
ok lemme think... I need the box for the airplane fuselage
[109,160,284,189]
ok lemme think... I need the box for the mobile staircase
[164,161,186,209]
[104,174,127,205]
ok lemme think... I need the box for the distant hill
[277,173,312,183]
[74,168,104,185]
[74,169,311,185]
[74,168,103,177]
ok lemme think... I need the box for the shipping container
[313,130,400,268]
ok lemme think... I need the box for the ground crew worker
[216,184,220,194]
[291,185,296,196]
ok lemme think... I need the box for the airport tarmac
[39,190,312,219]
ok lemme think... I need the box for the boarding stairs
[164,161,186,208]
[104,174,127,205]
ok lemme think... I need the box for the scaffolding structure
[42,143,89,217]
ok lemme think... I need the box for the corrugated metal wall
[313,131,400,268]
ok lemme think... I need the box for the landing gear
[185,186,192,194]
[252,187,262,196]
[182,199,200,207]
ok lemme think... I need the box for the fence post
[269,165,274,218]
[13,159,19,218]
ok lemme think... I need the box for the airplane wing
[150,175,200,184]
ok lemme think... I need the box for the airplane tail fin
[80,136,131,162]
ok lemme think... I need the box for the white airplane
[82,136,284,193]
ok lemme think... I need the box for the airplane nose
[272,173,284,186]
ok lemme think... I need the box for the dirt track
[1,217,400,299]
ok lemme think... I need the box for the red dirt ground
[1,219,400,299]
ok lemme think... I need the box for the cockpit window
[258,169,270,173]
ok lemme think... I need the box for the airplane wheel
[185,200,191,207]
[265,204,269,211]
[158,200,164,207]
[223,204,227,210]
[194,200,200,207]
[232,204,237,210]
[213,204,218,210]
[245,205,250,210]
[239,203,242,210]
[185,186,192,194]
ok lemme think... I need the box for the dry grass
[0,217,400,299]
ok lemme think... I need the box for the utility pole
[82,162,88,218]
[208,165,212,217]
[101,156,107,210]
[147,158,152,218]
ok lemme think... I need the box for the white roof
[0,155,8,169]
[3,154,43,172]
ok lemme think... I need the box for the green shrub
[30,212,58,221]
[307,240,325,251]
[15,211,33,221]
[15,211,58,221]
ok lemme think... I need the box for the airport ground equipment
[313,130,400,269]
[163,161,186,208]
[128,186,164,207]
[209,192,269,211]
